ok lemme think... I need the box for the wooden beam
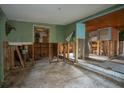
[97,41,100,55]
[57,43,59,61]
[75,39,78,63]
[15,46,24,68]
[110,41,113,58]
[49,43,52,61]
[112,40,115,58]
[82,39,85,59]
[67,42,69,62]
[63,43,66,61]
[32,43,35,64]
[117,31,119,55]
[11,46,15,69]
[108,41,111,58]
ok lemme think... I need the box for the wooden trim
[33,24,51,43]
[9,42,33,45]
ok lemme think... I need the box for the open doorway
[119,30,124,56]
[29,25,58,61]
[88,28,111,61]
[31,25,50,60]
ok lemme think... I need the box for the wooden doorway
[119,31,124,56]
[31,25,50,60]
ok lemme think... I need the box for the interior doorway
[30,25,58,61]
[119,31,124,56]
[31,25,50,60]
[88,29,111,61]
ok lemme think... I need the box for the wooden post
[15,46,24,68]
[110,41,113,58]
[112,40,115,58]
[3,42,7,71]
[117,31,120,56]
[73,42,75,58]
[57,43,59,62]
[107,41,109,57]
[49,43,52,61]
[32,43,35,64]
[11,46,15,69]
[82,39,85,59]
[67,42,69,62]
[97,41,100,55]
[63,43,65,61]
[75,39,78,63]
[108,41,111,58]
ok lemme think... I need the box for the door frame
[32,24,51,43]
[32,24,52,59]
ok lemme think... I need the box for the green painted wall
[7,21,33,43]
[65,23,76,39]
[55,25,65,42]
[7,20,65,43]
[0,8,7,85]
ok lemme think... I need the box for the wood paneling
[33,43,49,60]
[85,8,124,32]
[28,43,58,60]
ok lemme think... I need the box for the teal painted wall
[55,25,65,42]
[0,8,7,85]
[65,23,76,39]
[7,20,65,43]
[65,23,86,41]
[7,21,33,43]
[76,23,85,39]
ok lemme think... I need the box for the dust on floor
[5,58,124,88]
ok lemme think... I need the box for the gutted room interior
[0,4,124,88]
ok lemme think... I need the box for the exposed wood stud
[57,43,59,62]
[11,46,15,69]
[67,42,69,62]
[15,46,25,68]
[97,41,100,55]
[32,43,35,64]
[49,43,52,61]
[63,43,66,61]
[75,39,78,63]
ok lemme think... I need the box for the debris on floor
[4,58,124,88]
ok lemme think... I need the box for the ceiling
[0,4,114,25]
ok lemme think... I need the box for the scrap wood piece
[15,46,25,68]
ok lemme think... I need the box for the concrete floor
[85,59,124,74]
[5,58,123,88]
